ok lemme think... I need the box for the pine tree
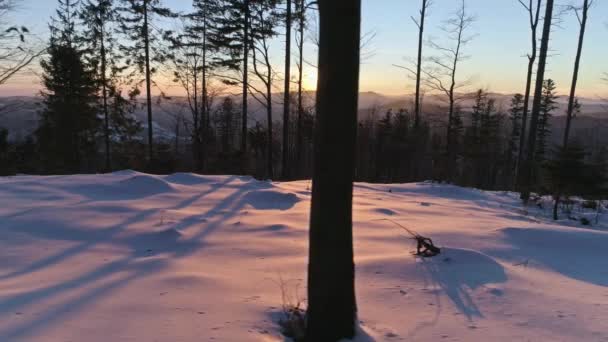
[212,0,252,159]
[116,0,175,165]
[37,0,100,174]
[249,0,281,178]
[507,94,524,187]
[543,142,587,220]
[536,79,557,162]
[80,0,140,172]
[167,0,221,172]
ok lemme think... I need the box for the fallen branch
[375,218,441,257]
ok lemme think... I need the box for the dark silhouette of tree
[249,0,280,178]
[515,0,542,187]
[117,0,175,165]
[0,0,43,85]
[166,0,221,172]
[281,0,292,179]
[80,0,113,171]
[213,0,252,160]
[507,94,524,187]
[536,79,557,163]
[306,0,360,340]
[412,0,431,128]
[426,0,475,181]
[37,0,99,174]
[563,0,593,148]
[520,0,554,202]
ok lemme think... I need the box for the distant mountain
[1,93,606,146]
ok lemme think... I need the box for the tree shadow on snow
[0,175,300,340]
[419,247,507,320]
[493,227,608,287]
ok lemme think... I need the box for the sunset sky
[2,0,607,98]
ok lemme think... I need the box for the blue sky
[3,0,608,97]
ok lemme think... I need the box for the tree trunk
[241,0,250,163]
[282,0,292,179]
[521,0,554,202]
[563,0,589,149]
[143,0,154,164]
[414,0,426,129]
[553,192,560,220]
[296,0,305,178]
[516,0,541,188]
[306,1,360,341]
[267,83,274,179]
[100,14,110,172]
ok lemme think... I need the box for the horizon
[0,0,607,99]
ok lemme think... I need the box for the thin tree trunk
[201,13,208,173]
[100,14,110,172]
[563,0,589,149]
[267,82,274,179]
[296,0,305,178]
[306,1,360,340]
[516,0,541,187]
[521,0,554,202]
[143,0,154,164]
[414,0,427,129]
[241,0,250,161]
[282,0,292,179]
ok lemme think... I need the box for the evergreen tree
[38,0,100,174]
[117,0,175,165]
[507,93,524,187]
[166,0,221,172]
[212,0,252,158]
[81,0,140,171]
[543,142,587,220]
[536,79,557,162]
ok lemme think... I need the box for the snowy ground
[0,172,607,342]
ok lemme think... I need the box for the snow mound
[163,173,216,185]
[119,175,175,193]
[494,226,608,286]
[64,174,176,200]
[110,169,140,176]
[242,190,300,210]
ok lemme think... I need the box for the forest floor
[0,171,607,342]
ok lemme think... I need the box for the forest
[0,1,608,341]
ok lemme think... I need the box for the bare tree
[412,0,432,128]
[425,0,475,175]
[515,0,542,186]
[0,0,43,85]
[249,1,280,179]
[306,0,360,340]
[562,0,593,148]
[520,0,555,201]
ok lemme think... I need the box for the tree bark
[516,0,541,188]
[143,0,154,164]
[295,0,305,178]
[521,0,554,202]
[563,0,589,149]
[100,13,110,172]
[241,0,250,163]
[306,0,360,341]
[282,0,292,179]
[414,0,427,129]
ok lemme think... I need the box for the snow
[0,173,607,342]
